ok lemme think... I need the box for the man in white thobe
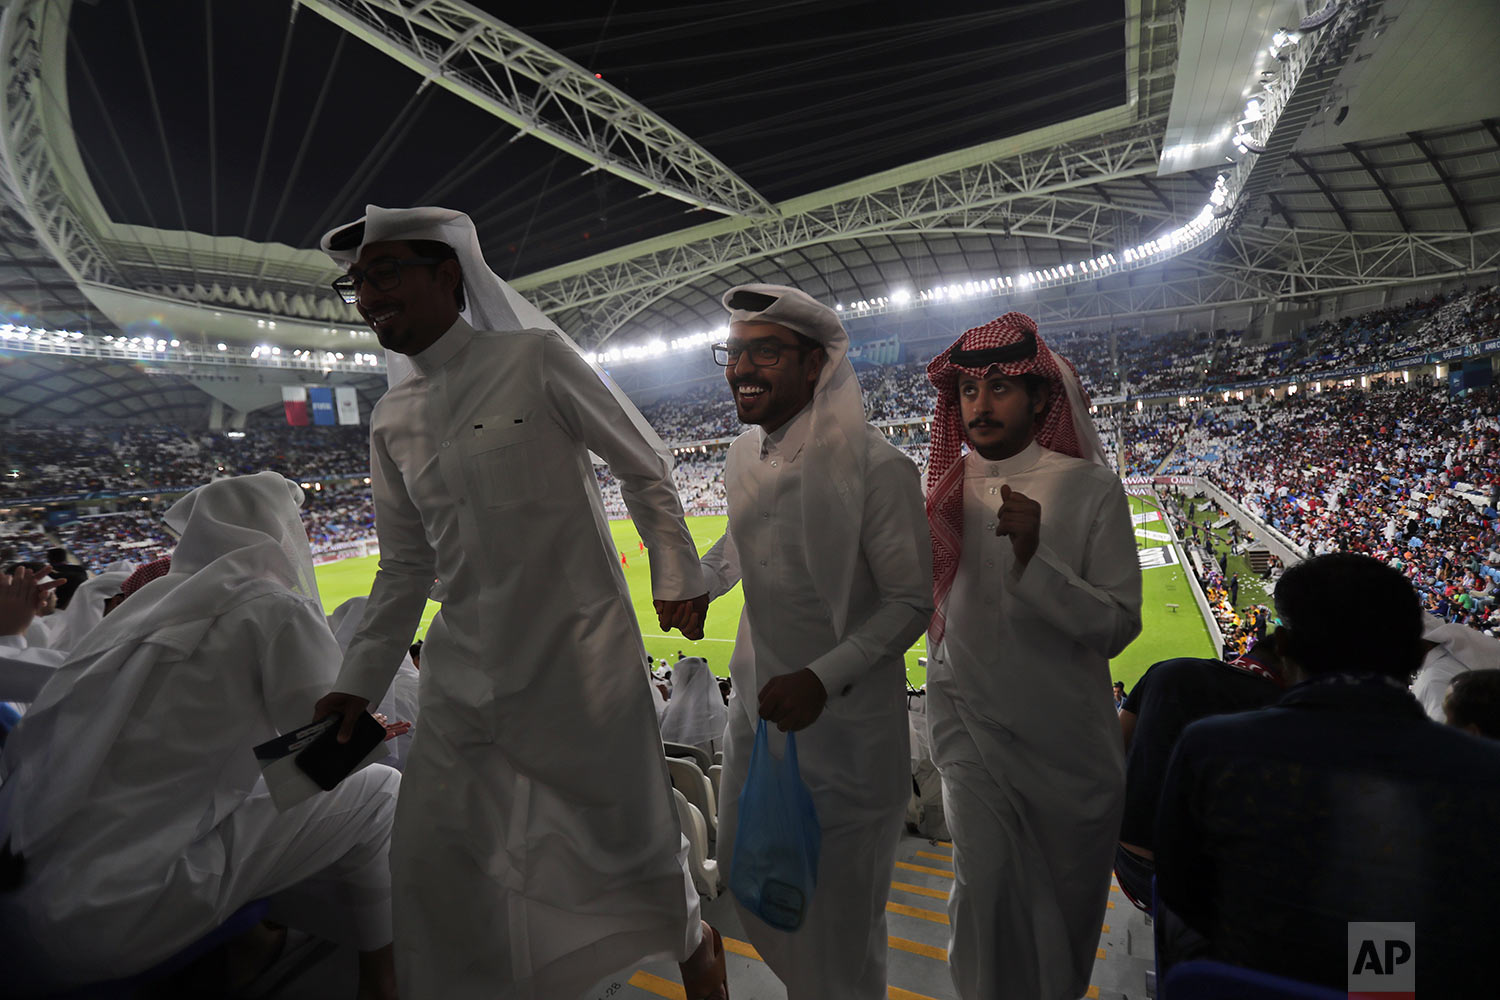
[700,284,933,999]
[923,313,1141,1000]
[0,566,66,705]
[0,473,400,998]
[1412,613,1500,720]
[313,206,726,1000]
[329,596,420,771]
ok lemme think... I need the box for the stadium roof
[0,0,1497,423]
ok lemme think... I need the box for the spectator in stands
[40,569,131,653]
[43,548,86,611]
[658,656,726,757]
[0,473,401,998]
[313,207,724,1000]
[1154,553,1500,993]
[700,284,932,1000]
[922,313,1140,1000]
[1444,670,1500,739]
[0,566,66,706]
[1112,681,1126,710]
[1411,612,1500,721]
[1113,638,1284,910]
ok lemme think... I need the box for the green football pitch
[313,495,1214,691]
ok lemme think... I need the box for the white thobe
[335,318,704,1000]
[1412,623,1500,721]
[373,656,420,771]
[701,407,932,1000]
[0,593,399,994]
[0,634,67,704]
[928,441,1141,1000]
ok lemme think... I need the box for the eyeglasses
[711,341,811,368]
[331,257,443,304]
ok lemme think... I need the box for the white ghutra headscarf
[0,473,319,855]
[320,205,588,389]
[722,283,873,636]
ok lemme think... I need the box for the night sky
[66,0,1125,278]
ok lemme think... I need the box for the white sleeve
[699,530,743,602]
[1010,476,1143,659]
[805,455,934,697]
[335,425,437,705]
[542,336,702,600]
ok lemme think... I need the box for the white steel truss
[1213,227,1500,298]
[0,0,120,287]
[515,118,1176,343]
[297,0,772,218]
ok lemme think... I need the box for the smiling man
[699,284,932,999]
[313,206,726,1000]
[923,312,1141,1000]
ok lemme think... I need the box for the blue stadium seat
[51,898,271,999]
[1162,959,1345,1000]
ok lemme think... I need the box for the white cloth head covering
[0,473,319,854]
[43,570,131,652]
[657,656,727,748]
[722,282,870,634]
[103,559,139,575]
[320,205,586,389]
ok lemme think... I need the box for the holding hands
[655,592,709,640]
[996,484,1041,568]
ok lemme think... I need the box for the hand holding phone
[295,710,385,791]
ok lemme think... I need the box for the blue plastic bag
[729,719,821,931]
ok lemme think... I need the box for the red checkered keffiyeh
[120,556,172,598]
[924,312,1092,645]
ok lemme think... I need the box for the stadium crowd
[3,279,1499,1000]
[1167,384,1500,631]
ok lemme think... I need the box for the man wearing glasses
[312,207,727,1000]
[698,284,932,999]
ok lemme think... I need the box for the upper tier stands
[4,284,1498,639]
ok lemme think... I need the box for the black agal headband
[949,327,1039,368]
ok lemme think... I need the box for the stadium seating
[672,788,720,899]
[666,756,718,844]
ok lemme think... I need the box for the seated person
[1155,553,1500,994]
[1114,637,1284,909]
[0,473,400,999]
[0,567,65,708]
[1444,669,1500,739]
[1411,613,1500,720]
[658,655,726,757]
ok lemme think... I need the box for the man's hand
[0,567,61,637]
[313,692,371,744]
[758,668,828,732]
[655,592,709,640]
[372,713,412,742]
[996,484,1042,568]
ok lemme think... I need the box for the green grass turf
[313,498,1211,691]
[1110,495,1216,691]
